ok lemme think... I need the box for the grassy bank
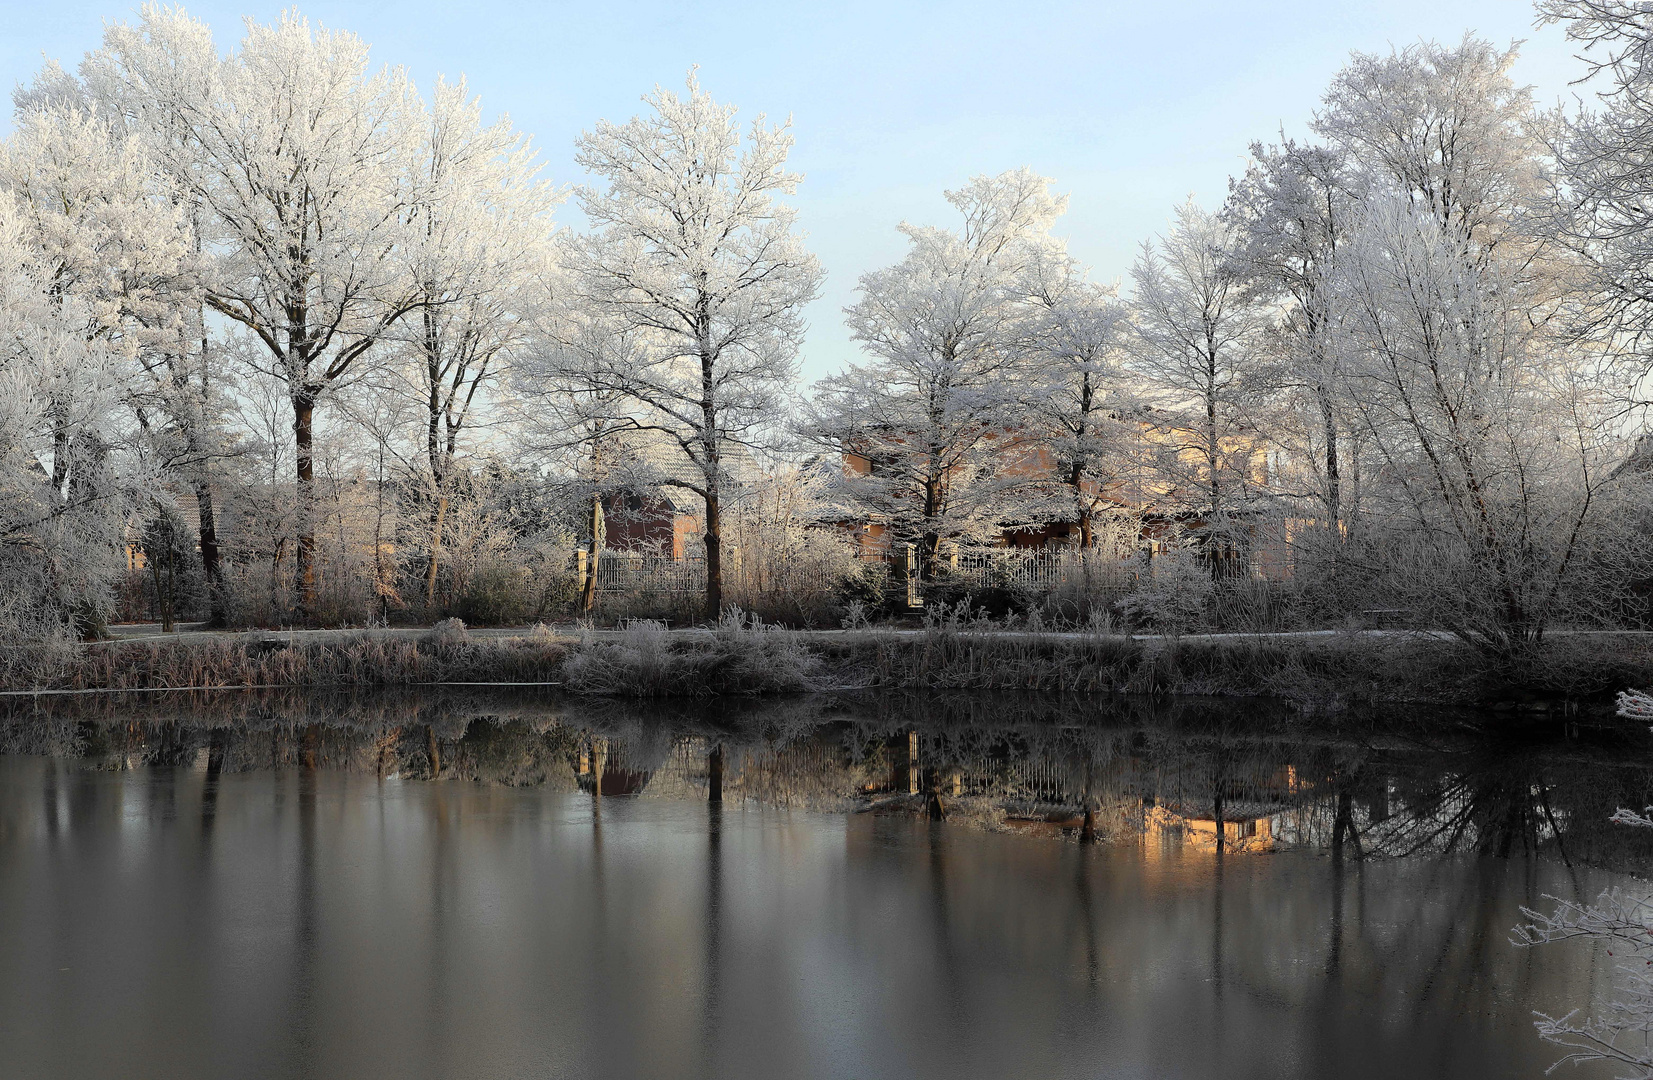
[0,624,571,693]
[5,618,1652,707]
[824,629,1653,705]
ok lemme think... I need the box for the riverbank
[5,621,1651,708]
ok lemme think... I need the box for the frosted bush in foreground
[561,609,821,696]
[1514,688,1653,1076]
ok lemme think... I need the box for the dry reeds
[1,626,568,693]
[6,617,1649,705]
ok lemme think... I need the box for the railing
[588,551,706,595]
[946,548,1144,593]
[946,546,1282,590]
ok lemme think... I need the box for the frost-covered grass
[818,623,1653,704]
[1,622,568,692]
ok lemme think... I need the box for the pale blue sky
[0,1,1592,382]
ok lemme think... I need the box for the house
[595,431,765,558]
[601,488,699,559]
[809,414,1275,565]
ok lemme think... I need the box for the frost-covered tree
[1018,247,1131,550]
[2,72,236,622]
[804,169,1063,577]
[0,79,217,630]
[549,73,821,617]
[1312,36,1547,255]
[1128,199,1265,548]
[513,287,647,614]
[87,6,428,618]
[1516,689,1653,1077]
[0,192,140,638]
[1332,194,1605,653]
[1538,2,1653,404]
[389,77,558,606]
[0,96,191,498]
[1227,138,1359,537]
[1311,36,1605,653]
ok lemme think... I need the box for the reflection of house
[1147,804,1278,853]
[575,736,669,796]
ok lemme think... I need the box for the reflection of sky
[0,758,1630,1079]
[0,1,1592,384]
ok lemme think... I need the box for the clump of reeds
[560,609,822,696]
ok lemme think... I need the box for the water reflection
[0,690,1644,1078]
[5,689,1649,872]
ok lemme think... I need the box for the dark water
[0,690,1648,1080]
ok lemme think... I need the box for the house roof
[620,428,765,493]
[1608,434,1653,483]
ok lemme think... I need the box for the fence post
[904,543,919,609]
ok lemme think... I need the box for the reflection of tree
[5,688,1652,876]
[1356,738,1653,873]
[277,769,318,1078]
[3,688,1648,1080]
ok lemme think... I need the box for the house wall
[603,492,700,559]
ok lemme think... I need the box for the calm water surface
[0,690,1646,1080]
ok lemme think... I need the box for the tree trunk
[920,475,942,580]
[704,488,723,620]
[194,478,225,627]
[49,416,70,502]
[1075,376,1097,551]
[424,322,446,610]
[1206,384,1224,581]
[919,531,941,581]
[425,495,447,608]
[695,297,722,623]
[582,491,603,613]
[1318,385,1341,538]
[150,534,168,632]
[192,306,226,627]
[270,537,285,618]
[1206,397,1221,521]
[1071,461,1093,549]
[293,396,317,620]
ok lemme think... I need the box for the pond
[0,689,1647,1079]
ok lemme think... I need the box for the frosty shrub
[428,617,468,648]
[1118,551,1215,634]
[561,609,821,696]
[1515,688,1653,1076]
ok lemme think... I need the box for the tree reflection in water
[0,688,1647,1078]
[3,688,1650,871]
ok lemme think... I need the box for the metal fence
[947,548,1144,593]
[950,546,1286,589]
[590,551,706,595]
